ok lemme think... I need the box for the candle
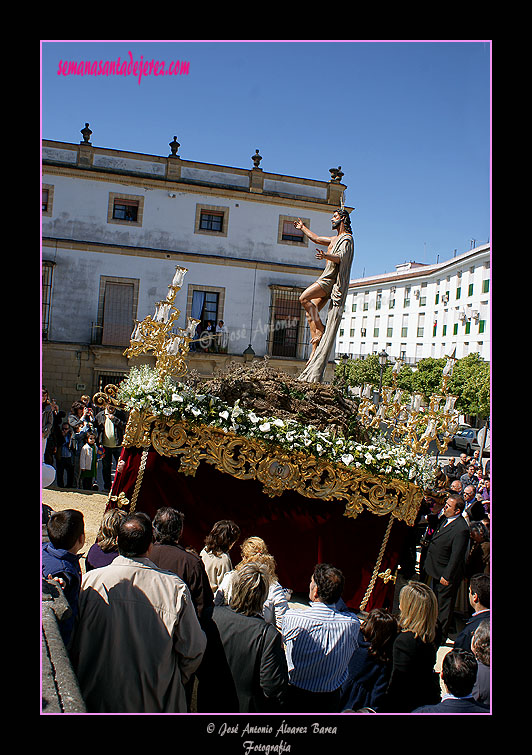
[172,267,187,288]
[131,321,146,342]
[166,336,181,355]
[362,383,373,399]
[444,395,457,412]
[154,302,172,323]
[421,418,437,440]
[448,418,460,435]
[186,317,201,337]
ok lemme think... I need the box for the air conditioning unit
[414,289,420,298]
[361,328,367,336]
[471,310,480,322]
[442,294,449,304]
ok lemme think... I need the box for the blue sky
[41,40,491,278]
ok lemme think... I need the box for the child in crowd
[42,509,85,648]
[57,423,75,488]
[79,432,99,490]
[200,519,241,592]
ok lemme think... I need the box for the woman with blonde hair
[380,580,441,712]
[214,536,290,630]
[239,536,268,562]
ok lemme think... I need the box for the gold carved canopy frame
[122,409,423,526]
[114,410,424,611]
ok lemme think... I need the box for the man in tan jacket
[70,512,206,713]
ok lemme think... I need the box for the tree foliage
[448,353,490,418]
[334,352,490,419]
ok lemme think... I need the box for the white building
[42,125,351,409]
[336,244,490,365]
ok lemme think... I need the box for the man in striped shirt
[281,563,360,712]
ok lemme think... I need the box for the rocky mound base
[196,360,368,441]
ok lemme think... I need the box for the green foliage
[345,353,382,386]
[448,353,490,418]
[411,358,446,398]
[334,352,490,419]
[383,363,413,392]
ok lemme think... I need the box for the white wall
[42,173,332,268]
[42,169,335,355]
[336,247,490,363]
[44,249,319,355]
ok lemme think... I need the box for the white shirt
[443,514,460,527]
[103,412,118,447]
[281,601,360,692]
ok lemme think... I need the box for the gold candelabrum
[124,266,200,382]
[351,350,460,455]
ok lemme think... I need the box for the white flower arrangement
[117,365,436,488]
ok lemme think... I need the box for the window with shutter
[102,282,134,346]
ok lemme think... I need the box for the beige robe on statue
[70,555,207,713]
[298,232,354,384]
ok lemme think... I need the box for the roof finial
[80,123,92,144]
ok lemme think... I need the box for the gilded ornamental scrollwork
[123,408,159,448]
[126,412,423,525]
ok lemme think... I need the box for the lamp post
[336,353,349,390]
[243,267,257,361]
[378,349,388,402]
[243,343,256,361]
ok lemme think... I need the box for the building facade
[336,244,490,365]
[42,125,351,410]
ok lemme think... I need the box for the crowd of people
[43,384,490,714]
[42,387,127,492]
[42,438,491,714]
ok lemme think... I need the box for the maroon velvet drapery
[108,446,414,612]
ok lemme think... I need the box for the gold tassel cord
[129,449,149,513]
[359,513,395,612]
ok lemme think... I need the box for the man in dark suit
[453,573,490,652]
[422,493,470,644]
[414,648,489,713]
[148,506,224,713]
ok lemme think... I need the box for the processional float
[93,266,460,612]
